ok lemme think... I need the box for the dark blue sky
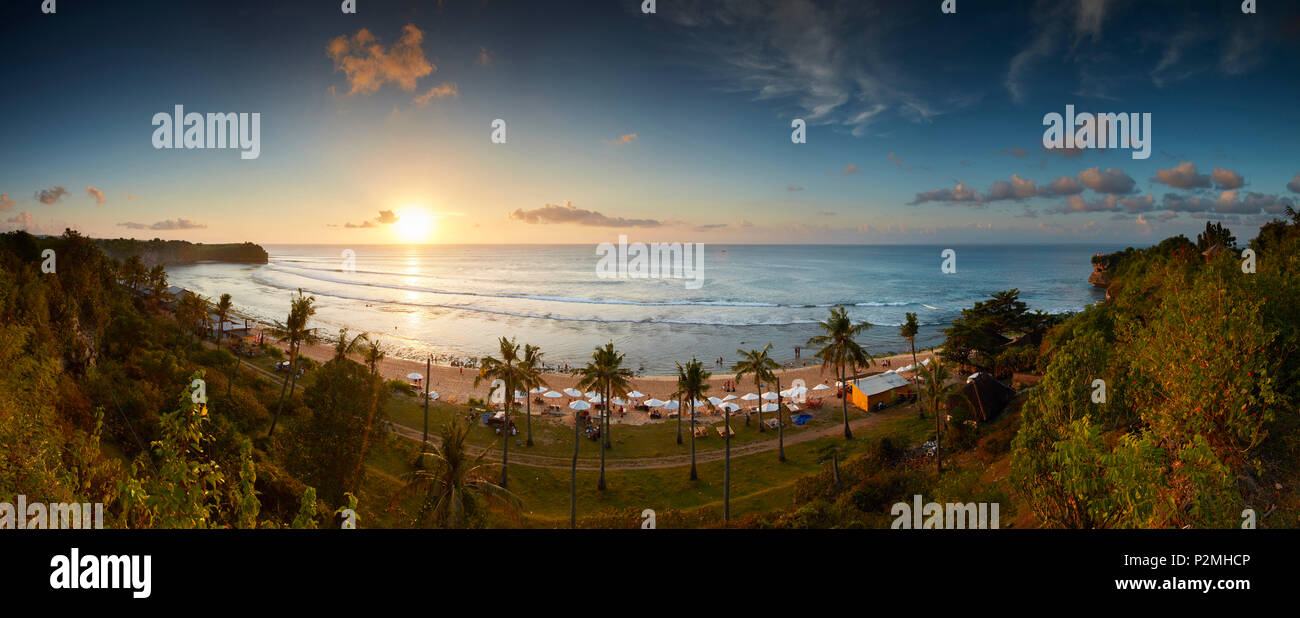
[2,0,1298,244]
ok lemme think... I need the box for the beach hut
[847,372,914,411]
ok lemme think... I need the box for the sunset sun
[394,208,435,243]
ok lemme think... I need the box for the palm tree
[147,264,167,307]
[575,342,632,491]
[917,359,968,474]
[402,417,520,528]
[361,336,385,376]
[215,293,233,348]
[268,289,317,437]
[123,254,146,293]
[519,344,548,447]
[673,358,711,481]
[476,337,526,488]
[808,305,873,440]
[331,327,367,362]
[899,312,921,418]
[732,343,778,432]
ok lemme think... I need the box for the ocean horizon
[166,243,1117,374]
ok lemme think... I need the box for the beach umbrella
[563,388,582,397]
[588,394,605,403]
[708,396,724,406]
[643,398,666,407]
[568,400,591,411]
[627,390,645,398]
[514,390,527,399]
[761,392,779,400]
[612,398,629,406]
[662,400,680,411]
[543,390,563,399]
[584,391,599,399]
[406,372,423,381]
[722,394,738,402]
[692,399,709,408]
[720,402,741,413]
[812,384,831,391]
[531,386,550,394]
[761,403,779,413]
[740,393,760,401]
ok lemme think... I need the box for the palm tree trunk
[602,386,612,449]
[841,360,853,440]
[675,396,682,445]
[502,389,511,488]
[723,406,730,523]
[597,381,607,491]
[776,376,785,462]
[912,340,922,419]
[269,342,296,437]
[571,402,579,528]
[688,400,698,481]
[755,377,765,431]
[525,390,534,447]
[936,400,942,475]
[421,357,431,447]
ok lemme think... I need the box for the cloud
[1040,175,1085,196]
[999,146,1029,158]
[1287,173,1300,194]
[606,133,638,146]
[412,82,459,106]
[694,223,728,231]
[117,218,207,230]
[841,164,859,176]
[907,182,980,206]
[86,186,106,205]
[984,174,1038,202]
[344,220,378,229]
[35,186,69,204]
[1150,161,1209,189]
[509,201,662,228]
[1050,194,1121,214]
[327,24,434,95]
[374,210,400,224]
[1160,192,1214,213]
[0,194,13,212]
[1210,167,1245,190]
[1077,166,1136,194]
[786,185,804,192]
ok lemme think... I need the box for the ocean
[166,244,1115,374]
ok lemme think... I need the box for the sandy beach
[277,337,936,426]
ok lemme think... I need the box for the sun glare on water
[394,208,435,243]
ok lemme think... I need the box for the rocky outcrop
[1088,258,1112,288]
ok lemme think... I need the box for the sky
[2,0,1299,245]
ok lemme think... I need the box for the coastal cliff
[95,238,268,266]
[1088,257,1112,288]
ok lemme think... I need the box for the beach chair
[693,425,708,438]
[716,425,735,438]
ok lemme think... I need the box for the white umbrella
[740,393,760,401]
[531,386,550,394]
[708,396,724,406]
[760,403,779,412]
[722,394,738,402]
[563,388,582,397]
[427,391,439,401]
[692,399,709,408]
[584,391,599,399]
[568,400,592,411]
[761,392,779,400]
[812,384,831,391]
[514,390,527,399]
[543,390,563,399]
[627,390,645,398]
[406,372,424,380]
[662,400,680,411]
[612,397,629,406]
[644,398,666,407]
[720,402,741,413]
[588,394,605,403]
